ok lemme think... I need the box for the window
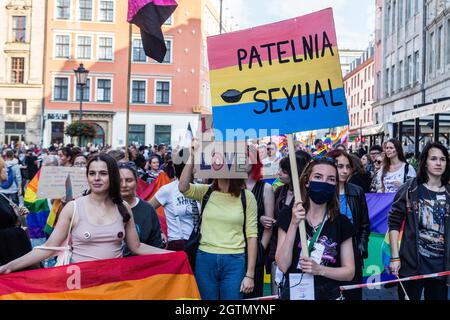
[6,100,26,115]
[96,79,111,102]
[154,125,171,145]
[55,35,70,58]
[128,125,145,145]
[406,55,412,86]
[76,79,90,101]
[398,60,403,89]
[429,32,435,75]
[447,20,450,65]
[391,65,395,94]
[132,39,146,62]
[77,36,91,59]
[98,37,113,61]
[385,68,390,96]
[386,5,391,35]
[413,51,419,83]
[406,0,412,20]
[79,0,92,21]
[155,81,170,104]
[11,58,24,84]
[162,40,172,63]
[164,15,172,25]
[132,80,146,103]
[56,0,70,19]
[392,1,396,33]
[12,16,26,43]
[398,0,403,29]
[99,1,114,22]
[54,77,69,100]
[437,26,443,70]
[414,0,419,14]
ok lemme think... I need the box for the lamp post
[74,63,89,121]
[74,63,89,146]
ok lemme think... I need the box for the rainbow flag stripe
[207,8,348,139]
[0,252,200,300]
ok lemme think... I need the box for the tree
[65,121,96,146]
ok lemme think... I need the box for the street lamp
[74,63,89,121]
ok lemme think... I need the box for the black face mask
[306,181,336,205]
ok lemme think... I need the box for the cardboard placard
[207,8,349,141]
[37,166,89,199]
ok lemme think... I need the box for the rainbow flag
[24,170,51,240]
[0,252,200,300]
[207,8,348,141]
[136,172,172,236]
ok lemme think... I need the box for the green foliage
[65,121,96,138]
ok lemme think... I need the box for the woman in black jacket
[388,142,450,300]
[327,150,371,300]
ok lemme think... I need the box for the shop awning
[389,100,450,123]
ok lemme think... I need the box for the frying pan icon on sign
[221,87,257,103]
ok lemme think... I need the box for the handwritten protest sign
[37,166,88,199]
[207,8,349,140]
[194,115,248,179]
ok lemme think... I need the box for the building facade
[339,49,365,77]
[42,0,227,148]
[375,0,450,153]
[0,0,45,146]
[343,46,376,148]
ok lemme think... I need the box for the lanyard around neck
[307,212,327,254]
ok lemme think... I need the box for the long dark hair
[417,142,450,186]
[299,157,340,221]
[87,153,131,223]
[381,138,406,191]
[279,151,312,190]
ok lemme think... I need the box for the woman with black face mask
[275,157,355,300]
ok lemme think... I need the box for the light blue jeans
[194,250,246,300]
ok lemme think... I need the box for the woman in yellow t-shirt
[179,142,258,300]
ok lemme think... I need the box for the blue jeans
[194,250,246,300]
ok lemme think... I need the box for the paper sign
[37,166,89,199]
[207,8,349,141]
[289,273,315,300]
[194,141,248,179]
[194,115,249,179]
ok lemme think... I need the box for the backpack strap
[197,186,213,231]
[403,163,410,183]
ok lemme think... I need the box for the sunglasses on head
[375,160,382,164]
[312,155,336,164]
[118,161,137,171]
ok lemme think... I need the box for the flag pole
[125,23,132,161]
[287,133,309,257]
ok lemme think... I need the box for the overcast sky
[229,0,375,50]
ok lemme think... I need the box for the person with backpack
[0,150,22,206]
[373,138,416,193]
[388,142,450,300]
[178,140,258,300]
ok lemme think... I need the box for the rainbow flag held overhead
[0,252,200,300]
[207,8,349,141]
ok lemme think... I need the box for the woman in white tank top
[0,154,171,274]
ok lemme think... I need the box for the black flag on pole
[128,0,178,63]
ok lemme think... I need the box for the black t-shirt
[417,185,447,276]
[277,208,354,300]
[0,194,17,229]
[24,155,38,180]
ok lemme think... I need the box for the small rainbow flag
[24,170,51,239]
[0,252,200,300]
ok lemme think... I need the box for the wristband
[390,257,400,260]
[245,275,254,280]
